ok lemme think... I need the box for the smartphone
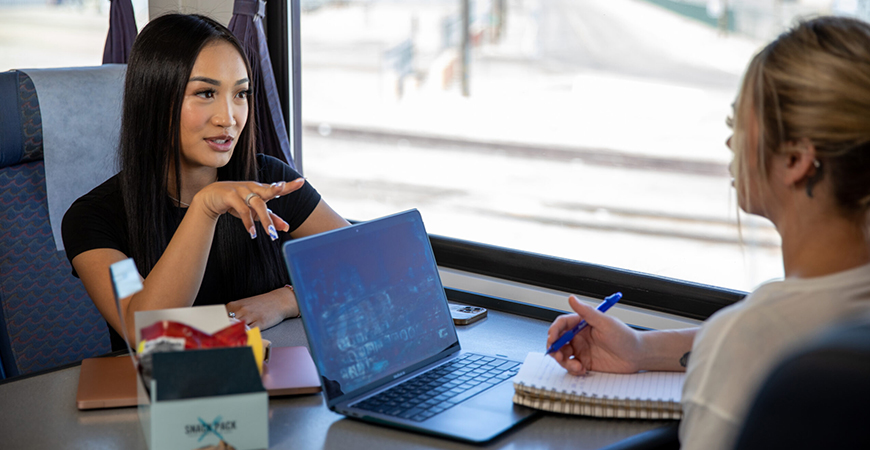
[449,304,487,325]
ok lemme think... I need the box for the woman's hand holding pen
[192,178,305,240]
[547,295,644,376]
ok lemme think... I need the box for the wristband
[285,285,301,318]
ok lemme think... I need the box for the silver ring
[244,192,260,208]
[228,311,236,319]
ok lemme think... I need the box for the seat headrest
[0,65,127,170]
[0,65,127,251]
[0,70,42,169]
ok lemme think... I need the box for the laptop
[281,209,538,443]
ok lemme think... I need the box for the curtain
[102,0,138,64]
[229,0,296,168]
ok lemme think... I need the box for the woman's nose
[212,100,237,128]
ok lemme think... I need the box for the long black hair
[119,13,288,301]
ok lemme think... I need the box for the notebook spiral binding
[513,382,682,420]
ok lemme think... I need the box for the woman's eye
[196,89,215,99]
[237,89,251,100]
[725,115,734,129]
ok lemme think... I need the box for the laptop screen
[283,210,459,399]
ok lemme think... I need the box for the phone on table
[449,304,487,325]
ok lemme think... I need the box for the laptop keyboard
[353,353,521,422]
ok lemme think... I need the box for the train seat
[0,66,125,379]
[734,317,870,449]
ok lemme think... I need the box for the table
[0,308,676,450]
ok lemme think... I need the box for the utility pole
[460,0,470,97]
[492,0,506,43]
[718,0,729,35]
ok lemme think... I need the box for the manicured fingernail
[249,226,257,239]
[267,208,274,215]
[271,181,285,189]
[268,225,278,241]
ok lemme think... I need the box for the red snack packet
[213,321,249,347]
[140,321,248,350]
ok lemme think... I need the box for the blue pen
[546,292,623,355]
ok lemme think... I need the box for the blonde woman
[546,16,870,450]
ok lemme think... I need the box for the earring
[806,159,822,198]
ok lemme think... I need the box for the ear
[780,138,818,187]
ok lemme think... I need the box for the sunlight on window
[301,0,859,292]
[0,0,149,71]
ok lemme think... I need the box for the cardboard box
[134,306,269,450]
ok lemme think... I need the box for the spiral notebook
[512,352,685,419]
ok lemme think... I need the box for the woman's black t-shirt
[61,154,321,350]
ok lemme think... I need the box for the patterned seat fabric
[0,71,109,379]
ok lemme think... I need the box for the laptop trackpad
[426,382,536,442]
[459,380,532,416]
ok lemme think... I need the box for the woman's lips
[205,137,234,152]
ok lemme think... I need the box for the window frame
[266,0,304,172]
[432,235,745,322]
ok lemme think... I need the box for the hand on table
[226,286,298,330]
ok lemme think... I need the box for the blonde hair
[732,16,870,216]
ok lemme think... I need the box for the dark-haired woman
[62,14,348,350]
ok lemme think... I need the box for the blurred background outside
[3,0,869,292]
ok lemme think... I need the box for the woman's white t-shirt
[679,263,870,450]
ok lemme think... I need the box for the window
[0,0,149,72]
[300,0,863,293]
[4,0,866,294]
